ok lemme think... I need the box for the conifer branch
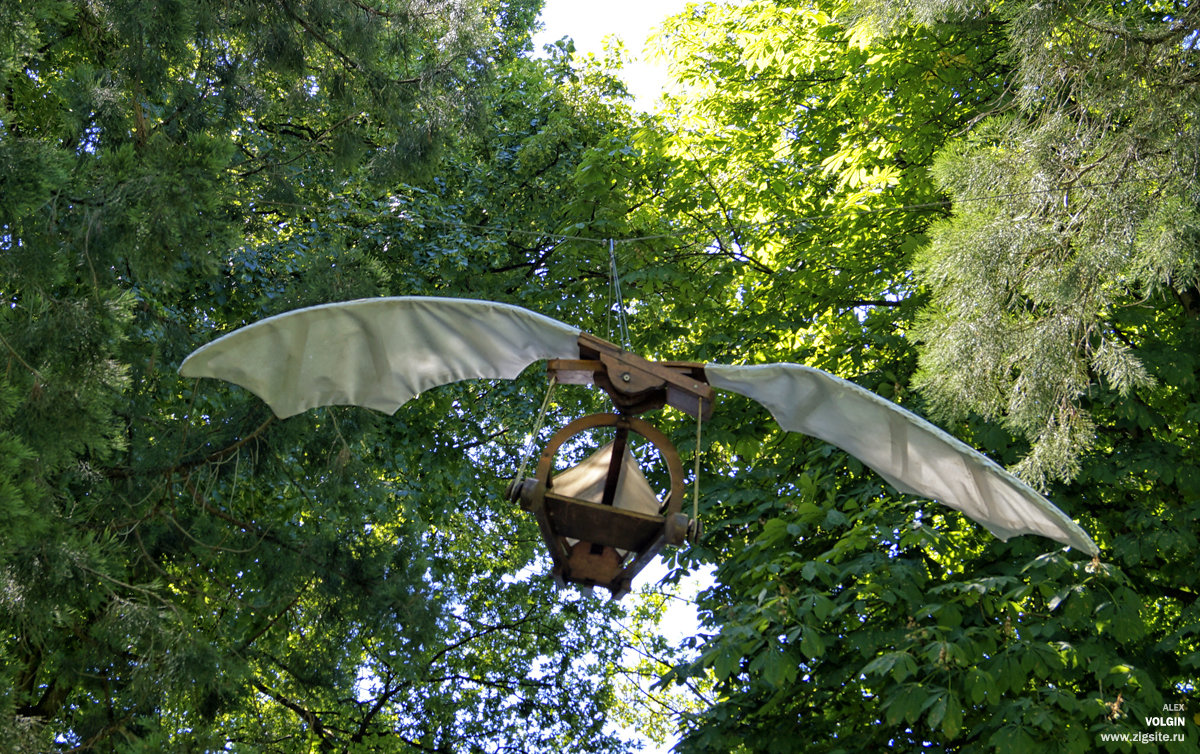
[340,0,401,18]
[351,666,407,743]
[252,681,336,751]
[428,611,543,666]
[239,584,312,651]
[1062,12,1200,46]
[106,416,274,479]
[14,675,71,721]
[420,672,553,691]
[275,0,359,72]
[0,330,44,382]
[184,474,263,536]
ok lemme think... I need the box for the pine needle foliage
[0,1,662,751]
[909,0,1200,486]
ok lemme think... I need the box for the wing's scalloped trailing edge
[181,297,582,418]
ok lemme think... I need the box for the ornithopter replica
[180,297,1098,597]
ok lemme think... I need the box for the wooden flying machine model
[181,297,1098,598]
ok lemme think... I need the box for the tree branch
[252,681,336,752]
[105,415,274,480]
[275,0,359,71]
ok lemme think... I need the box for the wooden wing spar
[181,297,1099,597]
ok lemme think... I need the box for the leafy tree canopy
[0,1,674,750]
[639,1,1199,751]
[3,0,1199,752]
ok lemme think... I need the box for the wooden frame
[510,333,713,598]
[510,413,690,598]
[548,332,714,419]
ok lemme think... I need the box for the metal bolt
[621,372,631,382]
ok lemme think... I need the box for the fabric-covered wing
[706,363,1098,555]
[180,297,582,418]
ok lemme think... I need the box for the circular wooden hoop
[533,413,685,517]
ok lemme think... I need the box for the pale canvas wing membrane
[706,363,1098,555]
[551,442,662,516]
[180,297,582,418]
[551,441,662,556]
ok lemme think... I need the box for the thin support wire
[263,174,1157,250]
[608,239,632,350]
[693,396,703,527]
[515,375,557,483]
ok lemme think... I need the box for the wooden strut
[548,332,714,420]
[509,332,715,599]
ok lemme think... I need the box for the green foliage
[4,0,1198,751]
[907,0,1200,486]
[0,1,668,751]
[642,1,1200,752]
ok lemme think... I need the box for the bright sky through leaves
[532,0,692,110]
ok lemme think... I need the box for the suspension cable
[693,395,703,532]
[515,375,557,483]
[608,239,631,350]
